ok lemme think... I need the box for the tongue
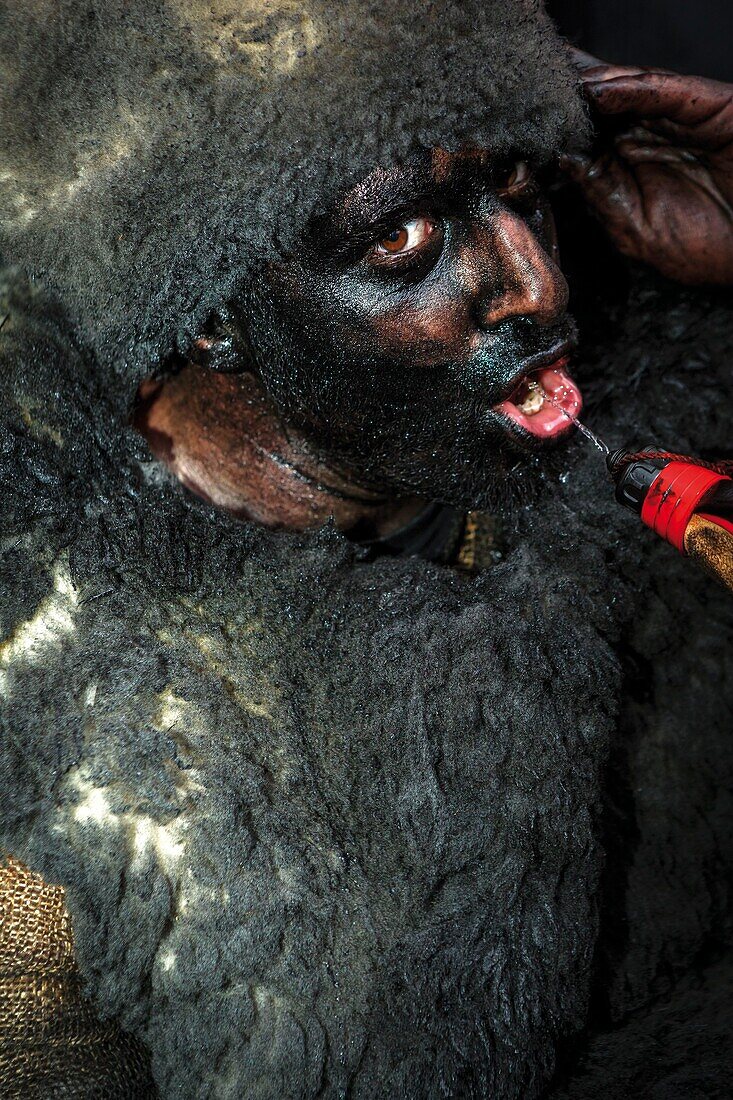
[494,361,582,439]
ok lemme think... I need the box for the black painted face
[245,148,578,511]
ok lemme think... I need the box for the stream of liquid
[543,390,610,457]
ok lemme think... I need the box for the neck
[133,364,426,536]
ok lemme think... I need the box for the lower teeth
[518,381,545,415]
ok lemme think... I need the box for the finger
[583,71,733,135]
[559,149,632,194]
[568,46,650,84]
[568,47,603,70]
[612,137,733,215]
[558,151,596,182]
[613,134,699,167]
[568,47,612,74]
[560,151,647,240]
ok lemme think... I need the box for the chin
[377,428,575,515]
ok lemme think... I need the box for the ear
[187,307,249,373]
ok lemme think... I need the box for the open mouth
[493,356,582,440]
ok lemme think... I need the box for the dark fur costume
[1,260,732,1097]
[1,1,732,1096]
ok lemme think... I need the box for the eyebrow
[334,166,437,237]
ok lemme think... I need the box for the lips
[493,355,582,440]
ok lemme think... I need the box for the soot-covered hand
[563,49,733,286]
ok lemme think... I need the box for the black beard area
[445,438,579,517]
[311,420,579,519]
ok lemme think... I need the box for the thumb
[558,152,597,182]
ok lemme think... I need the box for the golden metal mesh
[684,514,733,594]
[0,857,156,1098]
[455,511,503,574]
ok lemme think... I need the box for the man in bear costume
[1,1,732,1097]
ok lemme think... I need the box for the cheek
[368,296,471,364]
[268,266,475,369]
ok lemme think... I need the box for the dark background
[546,0,733,81]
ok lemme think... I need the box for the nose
[473,208,569,329]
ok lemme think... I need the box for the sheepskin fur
[1,253,732,1098]
[0,0,587,381]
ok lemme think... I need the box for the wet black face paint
[246,151,577,511]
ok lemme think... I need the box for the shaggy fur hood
[1,257,732,1098]
[0,0,587,384]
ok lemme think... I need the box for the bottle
[609,451,733,593]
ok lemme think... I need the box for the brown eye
[373,216,437,258]
[497,160,531,196]
[379,227,410,253]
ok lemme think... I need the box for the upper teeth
[518,381,545,415]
